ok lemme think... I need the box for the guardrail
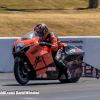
[0,36,100,72]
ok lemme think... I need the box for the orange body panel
[43,53,54,65]
[14,37,39,52]
[13,36,54,78]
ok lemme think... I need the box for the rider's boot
[65,68,71,79]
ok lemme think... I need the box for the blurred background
[0,0,100,37]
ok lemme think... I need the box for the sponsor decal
[33,56,42,68]
[37,74,42,78]
[86,70,91,74]
[97,72,100,77]
[82,66,85,76]
[60,40,83,49]
[82,63,85,67]
[42,73,47,78]
[92,68,96,77]
[61,40,83,44]
[97,75,100,77]
[20,41,24,42]
[31,49,38,55]
[30,42,34,44]
[85,74,92,77]
[86,66,91,69]
[47,67,56,71]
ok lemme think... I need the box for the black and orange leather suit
[39,31,63,58]
[39,31,67,71]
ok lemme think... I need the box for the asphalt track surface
[0,73,100,100]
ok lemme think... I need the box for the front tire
[14,59,31,85]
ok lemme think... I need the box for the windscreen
[22,31,39,40]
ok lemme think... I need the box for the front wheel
[14,58,31,85]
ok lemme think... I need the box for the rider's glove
[39,42,52,48]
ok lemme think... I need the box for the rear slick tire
[59,63,80,83]
[14,61,31,85]
[63,60,80,83]
[59,77,80,83]
[68,77,80,83]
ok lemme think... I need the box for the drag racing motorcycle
[12,31,85,85]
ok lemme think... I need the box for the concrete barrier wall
[0,38,19,72]
[0,36,100,72]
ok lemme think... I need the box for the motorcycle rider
[34,23,71,79]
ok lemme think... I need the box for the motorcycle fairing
[34,52,58,78]
[25,42,56,78]
[36,62,58,79]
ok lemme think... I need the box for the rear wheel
[68,77,80,83]
[14,59,31,85]
[59,77,80,83]
[59,61,80,83]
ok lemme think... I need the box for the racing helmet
[34,23,49,42]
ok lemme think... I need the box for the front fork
[14,57,31,72]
